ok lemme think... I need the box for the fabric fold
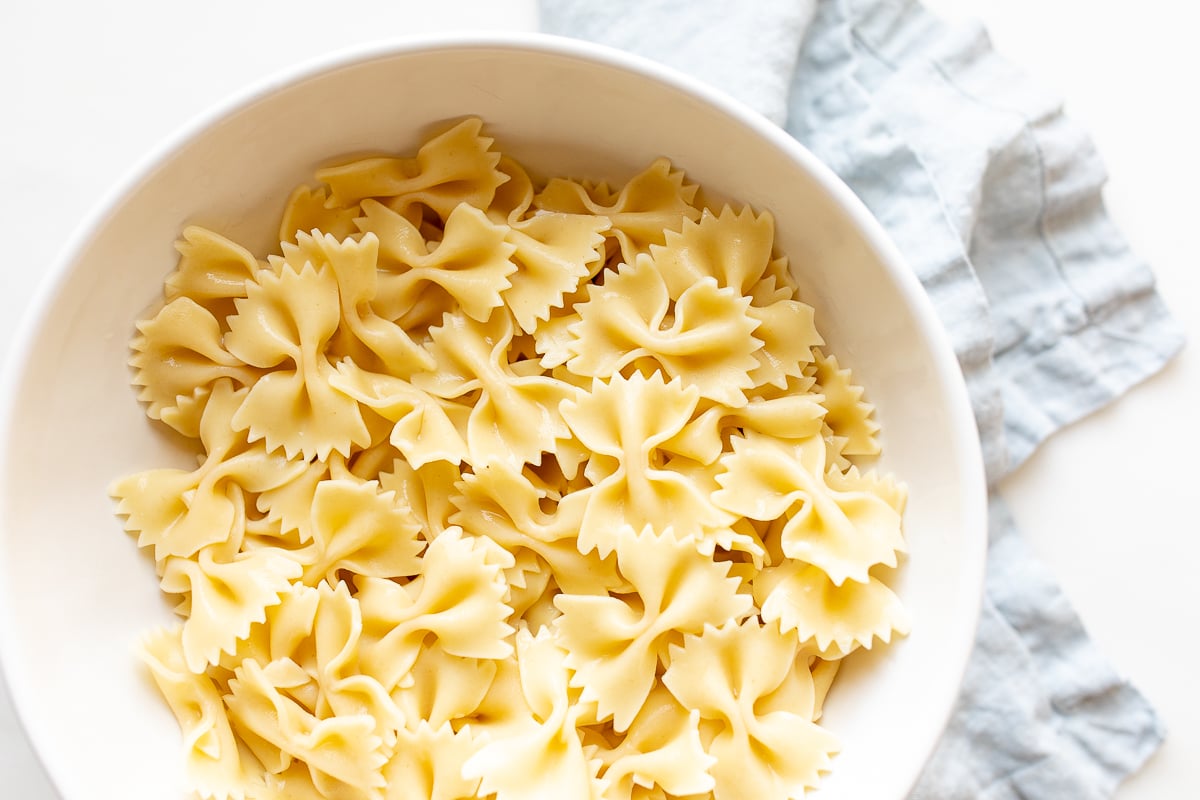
[909,497,1166,799]
[538,0,816,127]
[840,0,1184,470]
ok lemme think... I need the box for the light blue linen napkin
[541,0,1183,796]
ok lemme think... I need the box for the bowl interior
[0,37,985,800]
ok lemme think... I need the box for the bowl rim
[0,30,988,800]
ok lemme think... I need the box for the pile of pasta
[113,118,910,800]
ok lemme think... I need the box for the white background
[0,1,1195,797]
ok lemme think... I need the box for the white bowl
[0,33,987,800]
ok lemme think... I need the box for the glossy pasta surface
[113,118,909,800]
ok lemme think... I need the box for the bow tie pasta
[113,117,910,800]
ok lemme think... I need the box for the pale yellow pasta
[376,459,462,538]
[461,628,603,800]
[278,185,359,247]
[298,479,423,586]
[810,349,882,456]
[113,117,908,800]
[647,207,824,391]
[354,200,517,325]
[659,389,828,466]
[752,561,911,658]
[328,361,470,468]
[591,684,716,800]
[554,527,750,732]
[224,262,371,461]
[282,231,433,379]
[452,461,623,597]
[317,117,507,221]
[412,309,578,469]
[712,430,905,586]
[560,372,733,558]
[140,627,257,800]
[533,156,701,265]
[501,211,609,335]
[565,256,763,406]
[168,226,261,311]
[384,722,483,800]
[130,298,260,427]
[114,380,306,564]
[663,620,840,800]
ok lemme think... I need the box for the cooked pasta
[114,117,909,800]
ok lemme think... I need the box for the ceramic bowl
[0,34,987,800]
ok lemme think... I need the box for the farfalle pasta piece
[641,206,822,391]
[566,256,763,407]
[252,457,332,545]
[130,296,260,425]
[318,117,507,222]
[592,685,716,800]
[165,226,260,321]
[810,349,880,456]
[115,462,247,566]
[157,384,213,440]
[454,460,584,544]
[826,464,908,515]
[752,645,821,721]
[560,372,730,557]
[299,479,423,586]
[225,260,370,461]
[216,582,321,682]
[660,391,828,466]
[277,185,358,245]
[554,527,751,732]
[753,560,911,658]
[222,659,325,772]
[346,410,408,483]
[743,279,822,391]
[383,722,483,800]
[452,461,623,596]
[666,457,766,565]
[810,659,840,722]
[534,157,701,264]
[223,658,389,799]
[712,431,904,585]
[309,582,404,746]
[140,627,260,800]
[356,198,517,324]
[354,528,514,691]
[327,360,470,468]
[413,309,579,469]
[502,211,609,334]
[663,619,840,800]
[500,549,557,625]
[821,429,855,475]
[532,307,583,371]
[488,154,536,223]
[377,458,462,538]
[462,628,605,800]
[649,206,775,298]
[160,545,302,673]
[276,231,434,378]
[112,380,308,563]
[461,645,533,742]
[391,646,497,730]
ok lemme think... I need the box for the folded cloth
[540,0,1182,796]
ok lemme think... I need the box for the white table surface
[1,1,1195,797]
